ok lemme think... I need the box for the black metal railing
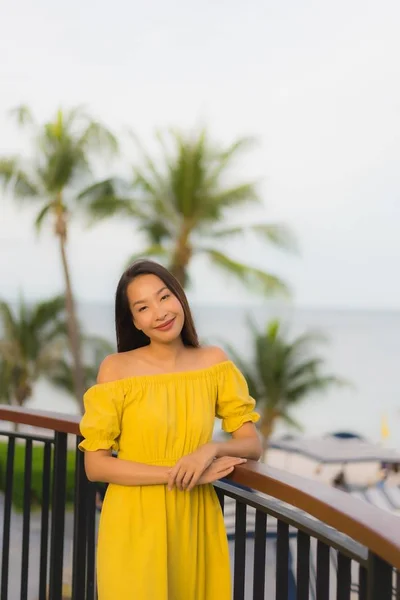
[0,407,400,600]
[215,481,371,599]
[0,429,97,600]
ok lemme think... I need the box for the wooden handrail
[231,462,400,570]
[0,406,80,434]
[1,406,400,569]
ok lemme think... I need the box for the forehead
[127,274,167,299]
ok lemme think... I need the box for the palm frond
[279,412,303,431]
[0,359,13,405]
[200,248,290,296]
[125,245,170,268]
[0,158,19,189]
[138,219,173,244]
[78,179,139,221]
[34,342,66,377]
[284,330,328,371]
[30,295,65,331]
[246,223,299,252]
[286,375,346,403]
[130,130,168,190]
[34,202,53,232]
[0,159,39,198]
[47,360,74,394]
[82,334,114,356]
[0,301,18,341]
[210,222,298,253]
[227,318,349,444]
[40,138,88,192]
[0,295,70,407]
[79,121,118,155]
[205,136,257,188]
[9,105,35,127]
[206,182,259,211]
[288,358,325,381]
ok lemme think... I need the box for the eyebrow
[131,286,169,307]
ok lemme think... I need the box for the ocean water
[23,303,400,449]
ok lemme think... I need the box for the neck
[147,338,186,365]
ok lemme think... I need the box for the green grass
[0,441,77,512]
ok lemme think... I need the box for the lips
[155,317,176,331]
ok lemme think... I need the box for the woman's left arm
[167,424,262,491]
[211,422,262,461]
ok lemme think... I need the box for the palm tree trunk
[169,263,188,287]
[169,221,193,288]
[259,415,276,462]
[56,205,85,411]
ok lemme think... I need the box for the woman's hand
[199,457,247,485]
[167,444,218,491]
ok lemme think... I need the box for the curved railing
[0,406,399,599]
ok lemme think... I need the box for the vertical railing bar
[366,552,392,600]
[316,540,330,600]
[72,437,88,600]
[1,435,15,600]
[296,529,310,600]
[215,485,225,513]
[252,510,267,600]
[85,482,97,600]
[336,551,351,600]
[359,564,367,600]
[233,500,247,600]
[276,520,289,600]
[38,442,52,600]
[20,439,33,600]
[48,432,67,599]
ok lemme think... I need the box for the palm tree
[49,335,114,394]
[0,296,68,413]
[81,128,296,292]
[0,105,117,403]
[0,359,13,406]
[226,319,347,453]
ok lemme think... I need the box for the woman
[79,259,262,599]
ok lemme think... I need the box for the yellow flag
[381,414,390,440]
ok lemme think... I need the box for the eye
[161,293,171,301]
[138,306,147,312]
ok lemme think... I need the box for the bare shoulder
[196,346,230,368]
[97,353,125,384]
[97,348,154,382]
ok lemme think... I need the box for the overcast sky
[1,0,399,309]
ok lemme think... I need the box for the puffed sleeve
[215,362,260,433]
[78,382,125,452]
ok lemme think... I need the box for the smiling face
[127,273,185,344]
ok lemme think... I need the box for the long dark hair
[115,260,200,352]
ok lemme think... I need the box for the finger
[215,459,243,475]
[223,466,235,478]
[168,465,181,490]
[215,457,242,469]
[176,467,190,491]
[181,471,194,490]
[214,466,234,482]
[232,458,247,466]
[224,457,247,468]
[187,470,204,492]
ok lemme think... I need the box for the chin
[166,322,184,342]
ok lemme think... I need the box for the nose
[155,311,168,322]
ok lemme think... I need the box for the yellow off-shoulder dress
[79,360,259,600]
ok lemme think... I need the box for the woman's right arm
[84,452,246,487]
[82,355,170,486]
[84,450,171,486]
